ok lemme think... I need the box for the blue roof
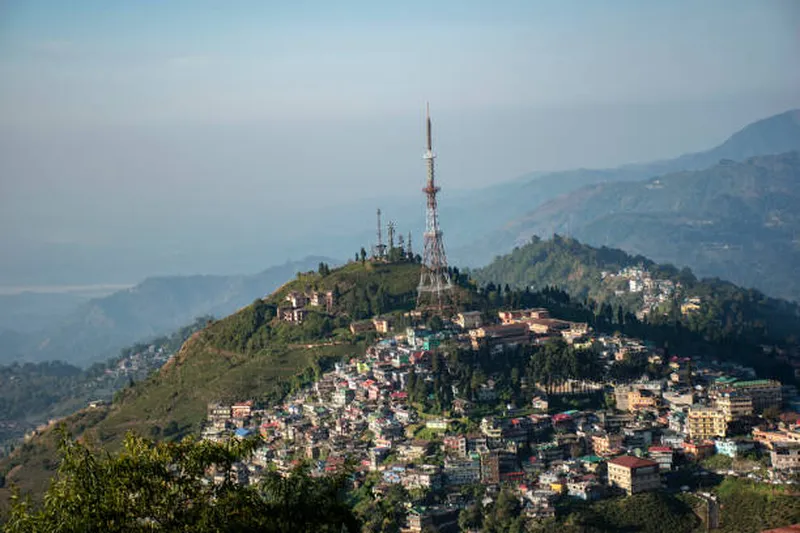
[235,428,253,437]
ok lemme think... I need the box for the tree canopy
[5,431,358,533]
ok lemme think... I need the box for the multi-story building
[770,443,800,471]
[648,446,674,472]
[628,389,660,411]
[454,311,483,330]
[687,406,727,440]
[480,450,519,484]
[443,455,481,486]
[469,324,530,350]
[607,455,661,495]
[715,391,753,421]
[592,433,624,456]
[714,438,755,458]
[731,380,782,414]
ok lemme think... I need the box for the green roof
[579,455,604,463]
[732,379,777,387]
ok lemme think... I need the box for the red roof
[608,455,658,469]
[648,446,672,453]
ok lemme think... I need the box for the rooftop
[608,455,658,469]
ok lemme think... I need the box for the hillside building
[607,455,661,495]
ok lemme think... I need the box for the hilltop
[471,235,800,350]
[0,259,447,504]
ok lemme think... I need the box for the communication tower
[416,104,454,313]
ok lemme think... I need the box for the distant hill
[0,256,336,366]
[493,152,800,302]
[448,109,800,266]
[471,235,800,345]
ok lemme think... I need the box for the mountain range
[491,152,800,302]
[447,110,800,274]
[0,256,335,366]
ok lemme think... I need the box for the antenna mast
[416,103,454,314]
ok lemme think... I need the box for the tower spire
[417,104,454,314]
[373,208,386,259]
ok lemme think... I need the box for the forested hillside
[472,235,800,348]
[496,152,800,302]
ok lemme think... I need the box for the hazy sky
[1,0,799,285]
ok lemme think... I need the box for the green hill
[0,260,433,506]
[471,235,800,350]
[494,152,800,302]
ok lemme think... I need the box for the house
[285,291,308,308]
[454,310,483,330]
[469,324,530,350]
[526,318,573,336]
[607,455,660,495]
[443,435,467,456]
[404,506,459,533]
[231,401,253,420]
[279,306,307,324]
[592,433,623,456]
[770,443,800,470]
[682,441,715,461]
[373,316,392,334]
[714,438,755,458]
[628,389,660,411]
[647,446,674,472]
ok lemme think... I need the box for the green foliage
[549,492,700,533]
[714,477,800,533]
[0,317,209,453]
[5,431,358,532]
[472,234,800,383]
[351,481,409,532]
[700,454,733,471]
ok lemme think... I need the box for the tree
[360,248,367,263]
[6,430,359,533]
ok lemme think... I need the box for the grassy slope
[0,260,423,510]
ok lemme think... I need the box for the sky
[1,0,799,286]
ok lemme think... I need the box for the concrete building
[731,380,782,414]
[648,446,674,472]
[770,443,800,470]
[607,455,661,495]
[592,433,624,456]
[715,391,753,421]
[469,323,530,350]
[687,406,728,440]
[454,311,482,330]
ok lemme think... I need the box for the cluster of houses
[199,306,800,532]
[278,289,335,324]
[601,266,679,318]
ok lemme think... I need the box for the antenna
[388,220,396,251]
[417,104,454,314]
[373,208,386,259]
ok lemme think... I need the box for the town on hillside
[200,304,800,532]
